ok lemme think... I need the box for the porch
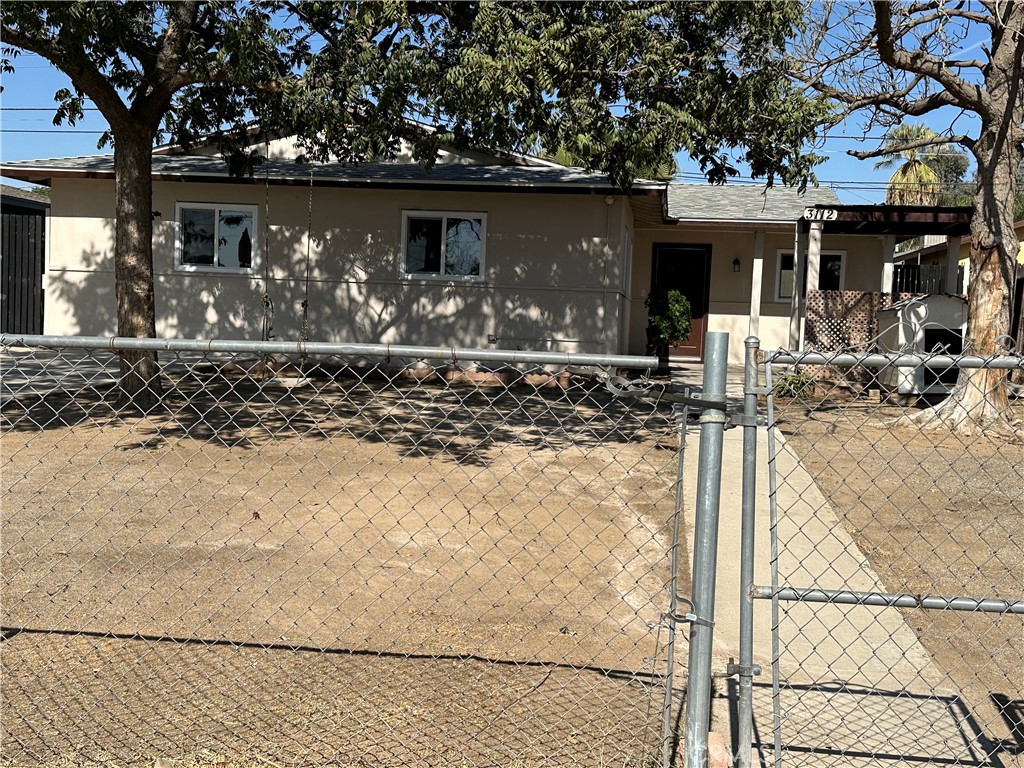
[779,205,972,353]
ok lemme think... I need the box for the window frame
[400,210,487,282]
[775,248,847,302]
[174,202,259,275]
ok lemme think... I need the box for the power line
[1,129,106,134]
[1,107,102,111]
[0,109,974,141]
[0,113,940,143]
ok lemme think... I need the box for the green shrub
[645,290,692,348]
[772,369,814,398]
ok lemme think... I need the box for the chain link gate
[750,343,1023,768]
[1,335,690,767]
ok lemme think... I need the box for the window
[776,250,845,301]
[402,211,485,279]
[176,203,257,273]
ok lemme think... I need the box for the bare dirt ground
[779,394,1024,764]
[1,361,682,767]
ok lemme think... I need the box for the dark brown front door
[651,243,712,360]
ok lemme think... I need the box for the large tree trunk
[915,129,1021,434]
[113,129,161,411]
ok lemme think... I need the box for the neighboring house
[0,139,972,363]
[1,184,49,334]
[896,219,1024,347]
[896,219,1024,271]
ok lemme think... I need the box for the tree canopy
[2,1,827,187]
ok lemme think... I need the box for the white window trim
[400,210,487,282]
[175,202,259,275]
[774,248,847,302]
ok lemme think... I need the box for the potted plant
[645,289,692,360]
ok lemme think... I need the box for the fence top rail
[0,334,659,370]
[766,349,1024,370]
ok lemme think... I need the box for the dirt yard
[779,394,1024,762]
[1,361,682,767]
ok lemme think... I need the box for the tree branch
[848,133,975,159]
[169,68,292,94]
[795,32,876,91]
[2,22,132,128]
[941,58,988,69]
[873,0,990,116]
[152,3,199,85]
[900,4,994,27]
[805,74,960,119]
[136,1,200,126]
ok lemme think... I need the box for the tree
[874,123,942,205]
[792,2,1024,433]
[2,3,299,407]
[872,121,950,204]
[930,147,972,206]
[542,142,679,181]
[874,122,980,207]
[1,1,824,408]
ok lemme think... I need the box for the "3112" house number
[803,207,838,221]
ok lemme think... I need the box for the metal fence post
[661,401,691,768]
[736,337,760,768]
[683,332,729,768]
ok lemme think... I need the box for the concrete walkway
[673,365,996,767]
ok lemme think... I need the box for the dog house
[876,293,967,395]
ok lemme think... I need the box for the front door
[651,243,712,360]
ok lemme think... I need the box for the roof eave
[669,217,797,228]
[0,163,663,196]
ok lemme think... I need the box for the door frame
[651,242,713,361]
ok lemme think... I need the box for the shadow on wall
[50,215,613,351]
[48,243,119,335]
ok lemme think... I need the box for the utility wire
[1,129,106,134]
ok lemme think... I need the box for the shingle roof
[667,184,840,222]
[0,154,663,192]
[0,183,50,206]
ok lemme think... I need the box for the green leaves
[1,0,824,188]
[279,0,823,189]
[645,290,692,347]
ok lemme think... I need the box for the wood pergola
[776,204,973,349]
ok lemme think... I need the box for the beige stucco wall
[628,226,886,362]
[44,178,630,355]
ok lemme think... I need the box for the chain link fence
[1,336,684,767]
[8,330,1019,768]
[756,343,1023,768]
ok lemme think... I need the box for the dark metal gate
[1,212,45,334]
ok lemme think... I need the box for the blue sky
[0,49,974,205]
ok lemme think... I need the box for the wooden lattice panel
[805,291,913,352]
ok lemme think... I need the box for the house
[0,138,970,363]
[1,184,49,334]
[895,219,1024,272]
[895,218,1024,347]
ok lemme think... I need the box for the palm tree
[874,124,942,205]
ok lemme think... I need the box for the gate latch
[718,658,763,678]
